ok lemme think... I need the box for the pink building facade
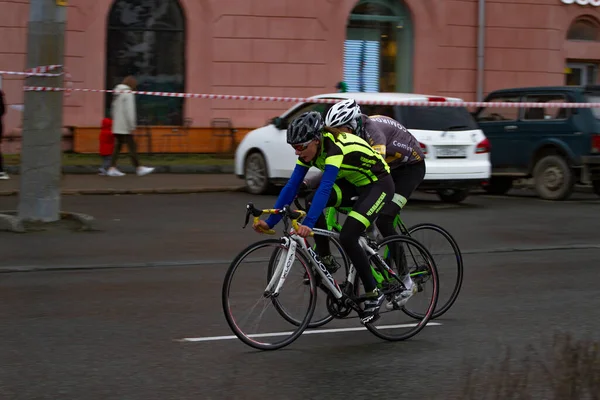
[1,0,600,136]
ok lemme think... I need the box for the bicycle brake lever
[243,203,253,229]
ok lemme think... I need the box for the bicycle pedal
[360,312,381,325]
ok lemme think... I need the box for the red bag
[99,118,114,156]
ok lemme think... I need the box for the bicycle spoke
[365,235,439,341]
[405,223,464,319]
[222,239,317,350]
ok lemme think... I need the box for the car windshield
[400,106,479,131]
[584,94,600,119]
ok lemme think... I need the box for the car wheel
[436,188,470,203]
[483,177,513,195]
[533,155,574,201]
[244,152,270,195]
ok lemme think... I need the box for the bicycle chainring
[326,291,352,318]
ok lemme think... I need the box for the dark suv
[473,85,600,200]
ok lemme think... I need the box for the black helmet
[286,111,324,145]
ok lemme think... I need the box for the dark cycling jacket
[303,114,424,190]
[362,114,425,168]
[265,130,390,229]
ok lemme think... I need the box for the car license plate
[436,146,467,158]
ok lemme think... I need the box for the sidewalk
[0,173,246,196]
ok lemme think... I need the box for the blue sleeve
[302,164,339,229]
[265,163,309,228]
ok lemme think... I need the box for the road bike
[293,193,463,321]
[221,202,439,351]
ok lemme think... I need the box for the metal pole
[476,0,486,102]
[18,0,67,222]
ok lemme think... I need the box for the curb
[0,210,96,233]
[0,186,246,196]
[5,164,234,175]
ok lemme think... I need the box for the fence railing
[2,118,248,156]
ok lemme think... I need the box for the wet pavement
[0,173,244,196]
[1,190,600,399]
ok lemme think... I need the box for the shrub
[455,332,600,400]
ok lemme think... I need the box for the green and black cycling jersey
[298,131,390,187]
[265,130,391,228]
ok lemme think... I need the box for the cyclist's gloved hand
[294,224,312,238]
[253,220,271,234]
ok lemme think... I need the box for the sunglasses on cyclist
[292,140,313,152]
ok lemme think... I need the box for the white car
[235,92,491,203]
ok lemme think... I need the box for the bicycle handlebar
[243,202,308,235]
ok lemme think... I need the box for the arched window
[567,17,600,41]
[106,0,186,126]
[344,0,413,93]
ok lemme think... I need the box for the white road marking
[177,322,442,343]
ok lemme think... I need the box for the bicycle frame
[319,204,426,287]
[265,232,345,300]
[243,202,403,306]
[267,227,402,301]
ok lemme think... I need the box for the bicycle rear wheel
[222,239,317,351]
[267,235,350,328]
[405,223,463,319]
[364,235,439,342]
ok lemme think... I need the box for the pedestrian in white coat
[106,75,154,177]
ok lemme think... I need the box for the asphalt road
[1,190,600,399]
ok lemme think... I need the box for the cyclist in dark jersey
[304,99,427,308]
[252,111,394,324]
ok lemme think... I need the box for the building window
[565,62,598,85]
[344,0,413,93]
[567,17,600,41]
[106,0,186,126]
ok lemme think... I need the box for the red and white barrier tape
[1,65,73,96]
[20,86,600,108]
[4,66,600,108]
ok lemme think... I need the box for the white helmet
[325,99,362,131]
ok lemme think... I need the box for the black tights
[308,175,394,292]
[111,134,140,168]
[373,162,426,277]
[313,213,378,291]
[376,214,408,276]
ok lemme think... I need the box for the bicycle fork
[264,236,347,300]
[264,237,297,298]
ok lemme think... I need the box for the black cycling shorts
[379,160,426,216]
[307,174,395,228]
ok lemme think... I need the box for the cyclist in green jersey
[302,99,423,309]
[253,111,394,324]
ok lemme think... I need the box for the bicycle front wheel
[222,239,317,351]
[365,235,439,342]
[405,223,464,319]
